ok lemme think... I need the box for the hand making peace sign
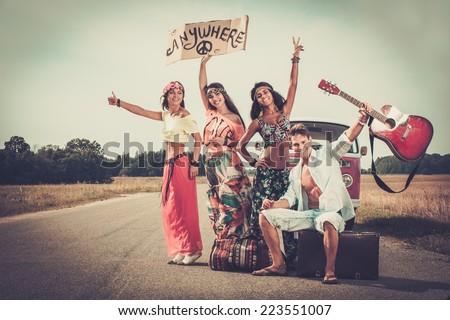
[292,36,304,58]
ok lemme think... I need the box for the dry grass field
[359,174,449,223]
[356,174,450,255]
[0,176,159,217]
[0,174,448,254]
[0,176,209,217]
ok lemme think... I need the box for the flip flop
[322,274,338,284]
[252,267,288,277]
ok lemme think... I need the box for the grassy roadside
[356,175,450,255]
[0,177,207,217]
[0,175,448,255]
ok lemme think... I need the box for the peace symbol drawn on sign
[197,41,213,55]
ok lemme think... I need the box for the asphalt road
[0,184,449,300]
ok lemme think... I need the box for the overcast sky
[1,0,448,169]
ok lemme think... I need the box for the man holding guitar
[318,79,433,193]
[252,103,371,284]
[318,79,433,162]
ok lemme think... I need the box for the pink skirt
[161,155,203,257]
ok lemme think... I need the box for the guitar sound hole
[385,118,395,129]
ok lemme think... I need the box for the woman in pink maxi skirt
[107,81,203,265]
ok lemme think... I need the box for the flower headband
[253,85,272,101]
[206,87,227,97]
[162,81,184,95]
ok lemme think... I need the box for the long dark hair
[160,81,185,110]
[206,82,246,130]
[250,82,286,120]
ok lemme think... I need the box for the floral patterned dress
[204,110,253,239]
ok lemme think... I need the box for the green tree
[58,138,113,183]
[1,136,34,183]
[4,136,30,154]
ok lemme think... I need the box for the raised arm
[345,102,372,142]
[199,55,212,111]
[283,36,304,119]
[108,91,162,121]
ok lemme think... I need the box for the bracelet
[358,120,367,126]
[189,159,199,167]
[291,55,300,63]
[116,99,121,108]
[249,158,257,167]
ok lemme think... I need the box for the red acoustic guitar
[318,79,433,162]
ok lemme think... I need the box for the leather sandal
[252,267,288,277]
[322,274,338,284]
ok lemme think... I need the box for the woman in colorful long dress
[199,55,252,240]
[107,82,203,265]
[237,37,304,264]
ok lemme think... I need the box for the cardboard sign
[166,15,249,65]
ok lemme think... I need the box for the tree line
[0,136,205,184]
[362,153,450,175]
[0,136,448,184]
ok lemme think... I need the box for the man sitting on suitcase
[252,103,371,284]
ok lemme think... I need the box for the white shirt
[280,132,356,221]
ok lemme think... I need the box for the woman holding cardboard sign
[237,37,304,265]
[107,83,203,265]
[199,55,253,240]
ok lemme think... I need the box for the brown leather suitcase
[296,230,380,280]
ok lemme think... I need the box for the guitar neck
[339,90,387,123]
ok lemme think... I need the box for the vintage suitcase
[209,237,272,272]
[296,230,380,280]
